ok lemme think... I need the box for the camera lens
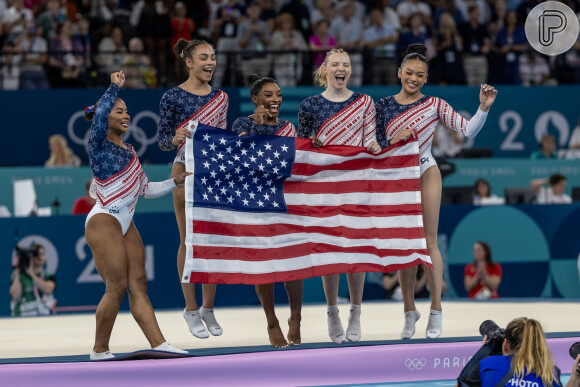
[570,342,580,359]
[479,320,500,337]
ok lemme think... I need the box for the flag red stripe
[193,221,424,240]
[286,204,422,217]
[192,241,429,261]
[294,138,409,153]
[292,154,417,176]
[187,259,430,285]
[283,179,419,194]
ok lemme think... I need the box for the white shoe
[90,350,115,360]
[153,342,188,355]
[183,308,209,339]
[401,310,421,340]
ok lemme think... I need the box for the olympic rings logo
[67,110,159,157]
[405,358,427,370]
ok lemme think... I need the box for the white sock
[153,342,188,355]
[346,304,362,342]
[426,309,442,339]
[401,309,421,340]
[90,350,115,360]
[183,308,209,339]
[199,307,223,336]
[327,305,346,344]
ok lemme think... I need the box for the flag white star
[281,144,288,152]
[214,194,220,201]
[238,175,246,182]
[265,142,272,150]
[264,173,270,177]
[215,178,222,186]
[225,173,231,180]
[273,201,279,208]
[270,186,277,193]
[248,170,255,176]
[249,192,256,199]
[210,170,217,178]
[263,193,270,201]
[236,139,242,147]
[257,200,264,207]
[219,137,227,145]
[201,149,208,156]
[258,163,265,171]
[233,154,240,161]
[227,196,234,203]
[272,167,279,174]
[219,164,226,172]
[256,185,263,192]
[249,142,256,149]
[202,133,210,141]
[235,166,242,174]
[280,160,288,167]
[226,146,233,154]
[265,157,273,165]
[203,193,209,200]
[273,150,280,158]
[253,177,259,184]
[266,179,273,186]
[242,183,249,191]
[243,162,250,168]
[201,177,208,185]
[242,199,249,206]
[241,149,248,156]
[220,187,227,195]
[257,150,264,157]
[227,160,234,165]
[216,152,224,160]
[203,161,210,169]
[235,189,242,197]
[209,143,216,151]
[207,186,214,193]
[250,155,257,163]
[229,181,235,188]
[211,157,217,163]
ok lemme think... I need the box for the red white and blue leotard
[297,92,377,146]
[158,87,229,164]
[231,116,297,138]
[376,95,488,175]
[86,83,177,235]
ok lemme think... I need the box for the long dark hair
[475,240,493,266]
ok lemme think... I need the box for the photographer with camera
[458,318,580,386]
[9,243,56,317]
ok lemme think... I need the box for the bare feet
[287,315,302,345]
[267,323,289,348]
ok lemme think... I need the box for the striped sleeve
[362,95,377,147]
[437,97,488,139]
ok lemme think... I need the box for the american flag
[183,122,430,285]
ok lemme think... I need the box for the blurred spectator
[137,0,172,85]
[45,134,81,167]
[310,0,336,27]
[531,174,572,204]
[329,2,364,86]
[10,243,57,316]
[464,241,501,299]
[396,12,435,61]
[47,21,84,88]
[203,0,230,42]
[382,266,430,300]
[338,0,366,22]
[569,116,580,149]
[270,12,308,86]
[72,179,96,214]
[555,39,580,84]
[519,48,556,86]
[458,5,490,86]
[3,0,33,44]
[280,0,311,42]
[380,0,401,31]
[35,0,68,41]
[363,8,398,85]
[487,0,506,42]
[530,134,557,159]
[431,12,466,85]
[95,25,127,76]
[171,2,196,79]
[516,0,540,26]
[309,19,336,69]
[432,122,464,157]
[74,15,92,79]
[396,0,432,28]
[212,0,245,87]
[492,10,526,84]
[18,22,50,89]
[473,178,504,205]
[432,0,463,30]
[237,1,271,80]
[122,37,157,88]
[256,0,277,32]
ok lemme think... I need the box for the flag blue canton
[192,126,296,212]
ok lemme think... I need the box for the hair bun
[406,44,427,57]
[246,74,261,87]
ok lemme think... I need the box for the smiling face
[185,44,216,83]
[108,99,130,134]
[253,82,282,117]
[473,243,486,264]
[323,52,351,89]
[398,59,428,95]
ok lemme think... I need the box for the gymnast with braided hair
[85,71,189,360]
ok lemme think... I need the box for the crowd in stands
[1,0,580,89]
